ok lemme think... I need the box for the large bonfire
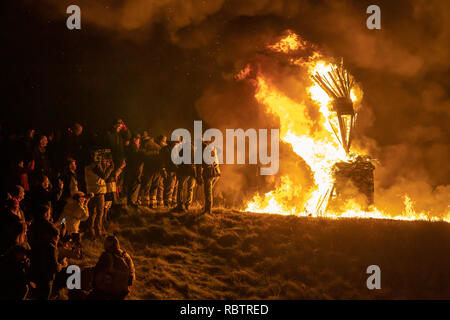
[243,30,449,222]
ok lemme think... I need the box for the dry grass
[77,206,450,299]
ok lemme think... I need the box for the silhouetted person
[0,199,26,254]
[29,175,63,221]
[28,205,62,300]
[90,236,135,300]
[140,136,162,208]
[125,134,143,207]
[64,123,87,192]
[61,157,79,200]
[174,141,199,212]
[200,139,221,214]
[5,157,33,193]
[31,134,51,185]
[160,140,180,207]
[0,220,32,300]
[106,119,131,166]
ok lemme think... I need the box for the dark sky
[1,0,449,213]
[2,1,212,134]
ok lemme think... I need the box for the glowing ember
[267,30,307,53]
[235,63,251,81]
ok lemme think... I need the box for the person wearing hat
[61,157,79,200]
[105,118,131,167]
[91,235,135,300]
[57,191,90,236]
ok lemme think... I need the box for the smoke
[31,0,450,215]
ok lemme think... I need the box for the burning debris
[244,31,381,219]
[242,31,448,222]
[311,60,375,214]
[311,59,355,155]
[328,156,375,211]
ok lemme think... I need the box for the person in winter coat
[200,139,221,214]
[63,123,88,192]
[140,136,162,208]
[174,140,200,213]
[84,154,113,238]
[105,119,131,166]
[57,191,90,236]
[28,205,65,300]
[90,235,135,300]
[0,220,32,300]
[125,134,143,207]
[28,175,63,221]
[104,159,126,224]
[160,140,180,207]
[0,199,27,255]
[5,157,33,192]
[61,157,79,200]
[31,134,52,185]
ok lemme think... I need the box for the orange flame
[267,30,307,53]
[244,31,450,222]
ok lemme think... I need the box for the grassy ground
[75,206,450,299]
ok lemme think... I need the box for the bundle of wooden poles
[311,59,354,100]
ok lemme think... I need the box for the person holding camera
[84,153,114,238]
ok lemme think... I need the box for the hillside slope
[78,207,450,299]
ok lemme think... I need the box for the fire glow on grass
[244,31,450,222]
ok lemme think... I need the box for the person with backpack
[90,235,135,300]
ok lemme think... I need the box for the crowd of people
[0,118,221,300]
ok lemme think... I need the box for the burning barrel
[332,97,355,155]
[327,156,375,213]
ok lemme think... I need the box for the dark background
[1,0,449,213]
